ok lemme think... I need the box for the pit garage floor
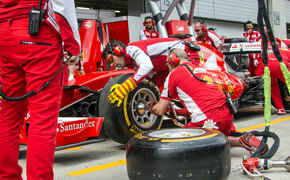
[19,107,290,180]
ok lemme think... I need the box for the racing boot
[277,108,286,115]
[239,132,268,156]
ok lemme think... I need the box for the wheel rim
[130,88,158,129]
[148,128,206,138]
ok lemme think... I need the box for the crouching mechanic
[149,48,268,155]
[0,0,80,180]
[102,38,200,107]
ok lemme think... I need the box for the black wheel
[126,128,231,180]
[99,74,163,144]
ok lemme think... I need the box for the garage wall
[184,0,259,23]
[286,0,290,23]
[195,20,244,39]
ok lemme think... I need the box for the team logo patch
[83,21,92,29]
[202,75,213,85]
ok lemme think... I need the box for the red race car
[17,19,290,147]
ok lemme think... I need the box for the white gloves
[202,119,218,129]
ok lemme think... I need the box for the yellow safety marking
[161,133,218,142]
[66,159,126,176]
[66,116,290,176]
[237,116,290,132]
[62,147,82,151]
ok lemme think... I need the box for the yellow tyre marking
[161,132,219,142]
[123,96,131,126]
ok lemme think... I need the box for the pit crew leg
[22,23,63,180]
[271,77,284,110]
[0,45,27,179]
[25,61,62,180]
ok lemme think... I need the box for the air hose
[0,55,72,101]
[250,0,283,159]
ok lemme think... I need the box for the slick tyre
[126,128,231,180]
[99,74,163,144]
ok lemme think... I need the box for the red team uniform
[123,38,200,86]
[139,29,160,40]
[268,49,290,111]
[195,31,222,50]
[0,0,80,179]
[241,30,263,76]
[160,63,233,136]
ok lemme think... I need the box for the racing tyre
[126,128,231,180]
[99,74,163,144]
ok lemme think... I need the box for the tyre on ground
[126,128,231,180]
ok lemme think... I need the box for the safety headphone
[167,52,180,67]
[143,16,155,26]
[199,20,207,32]
[108,41,125,56]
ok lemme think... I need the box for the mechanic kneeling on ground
[0,0,80,179]
[149,48,268,155]
[101,38,200,107]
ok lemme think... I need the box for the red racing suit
[195,30,222,50]
[160,63,233,136]
[139,29,160,40]
[268,49,290,110]
[0,0,80,180]
[124,38,200,87]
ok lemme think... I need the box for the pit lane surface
[19,107,290,180]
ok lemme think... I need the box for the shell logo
[202,75,213,85]
[83,21,92,29]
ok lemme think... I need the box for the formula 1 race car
[18,0,289,147]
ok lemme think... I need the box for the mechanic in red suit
[241,20,263,76]
[139,16,160,40]
[102,38,200,107]
[194,21,222,51]
[268,49,290,115]
[0,0,80,179]
[150,48,268,155]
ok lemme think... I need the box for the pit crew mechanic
[0,0,80,180]
[241,20,263,76]
[149,48,268,155]
[194,20,222,51]
[268,49,290,115]
[102,38,200,107]
[139,16,160,40]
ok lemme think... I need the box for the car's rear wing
[221,42,263,55]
